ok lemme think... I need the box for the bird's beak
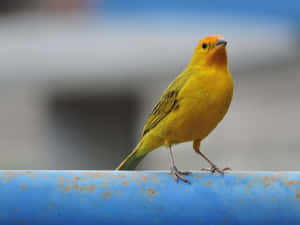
[215,37,227,47]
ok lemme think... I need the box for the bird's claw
[169,167,191,183]
[200,166,231,175]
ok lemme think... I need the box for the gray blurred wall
[0,13,299,171]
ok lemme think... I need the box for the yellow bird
[116,35,233,183]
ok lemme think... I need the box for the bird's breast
[159,71,233,144]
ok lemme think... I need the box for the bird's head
[190,35,228,70]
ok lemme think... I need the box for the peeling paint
[101,183,109,188]
[31,174,38,179]
[57,184,62,190]
[21,184,26,190]
[259,176,276,183]
[202,181,213,186]
[89,184,96,192]
[245,183,252,190]
[63,185,71,193]
[73,176,81,181]
[194,175,203,179]
[284,181,295,187]
[122,181,128,186]
[295,188,300,200]
[82,172,104,179]
[284,180,300,187]
[140,175,149,182]
[80,184,89,192]
[248,174,262,178]
[136,180,142,185]
[73,183,80,190]
[146,188,157,196]
[129,173,138,181]
[152,175,159,184]
[102,191,113,199]
[119,173,127,178]
[4,172,17,182]
[57,177,64,183]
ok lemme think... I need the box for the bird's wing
[142,70,192,136]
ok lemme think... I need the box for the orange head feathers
[190,35,228,69]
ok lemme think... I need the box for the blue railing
[0,170,299,225]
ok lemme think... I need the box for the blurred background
[0,0,299,170]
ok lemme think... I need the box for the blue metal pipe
[0,170,299,225]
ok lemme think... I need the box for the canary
[116,35,233,183]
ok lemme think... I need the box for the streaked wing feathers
[142,72,191,136]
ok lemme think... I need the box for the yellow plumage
[116,35,233,182]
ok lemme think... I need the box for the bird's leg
[193,140,231,175]
[168,146,190,183]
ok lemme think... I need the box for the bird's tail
[116,139,150,170]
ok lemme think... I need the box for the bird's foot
[169,167,191,183]
[200,165,231,175]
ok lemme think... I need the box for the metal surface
[0,170,299,225]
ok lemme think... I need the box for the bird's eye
[202,43,208,49]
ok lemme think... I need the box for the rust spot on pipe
[73,183,80,190]
[195,175,203,179]
[89,184,96,192]
[82,172,104,179]
[101,183,109,188]
[4,171,16,182]
[248,174,261,177]
[73,176,81,181]
[245,183,252,190]
[57,184,62,190]
[57,177,64,183]
[31,174,38,179]
[122,181,128,186]
[259,176,276,183]
[63,185,71,193]
[284,180,300,187]
[129,173,138,180]
[145,187,157,202]
[102,191,113,199]
[152,175,159,184]
[80,184,89,192]
[284,181,295,187]
[146,188,157,196]
[136,180,142,185]
[139,175,149,182]
[21,184,26,190]
[295,188,300,200]
[119,173,127,178]
[202,181,213,186]
[265,184,271,188]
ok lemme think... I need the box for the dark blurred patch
[0,0,38,14]
[48,93,139,170]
